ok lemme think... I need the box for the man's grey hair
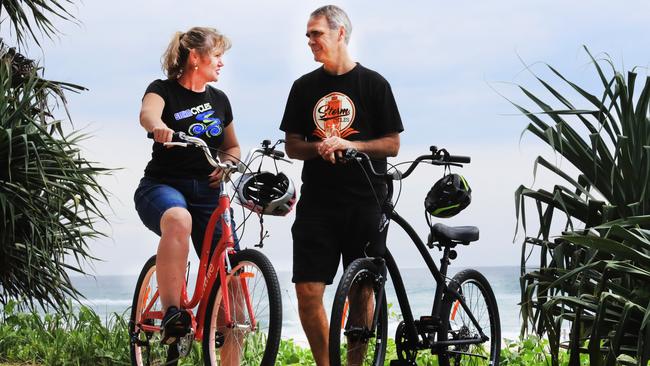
[310,5,352,44]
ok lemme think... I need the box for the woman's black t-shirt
[143,79,233,179]
[279,64,404,203]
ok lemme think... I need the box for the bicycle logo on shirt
[188,110,223,138]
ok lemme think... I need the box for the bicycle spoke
[330,261,387,366]
[130,257,186,366]
[203,250,281,365]
[440,270,500,366]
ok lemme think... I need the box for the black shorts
[291,197,387,285]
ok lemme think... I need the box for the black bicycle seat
[432,223,479,243]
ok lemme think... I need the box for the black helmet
[234,171,296,216]
[425,173,471,218]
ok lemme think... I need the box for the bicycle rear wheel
[438,269,501,366]
[130,255,182,366]
[202,249,282,366]
[329,258,388,366]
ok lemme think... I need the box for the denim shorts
[134,176,239,254]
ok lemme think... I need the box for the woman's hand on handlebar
[151,126,175,146]
[208,164,233,188]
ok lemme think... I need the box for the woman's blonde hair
[161,27,231,79]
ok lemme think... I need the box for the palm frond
[0,0,78,48]
[0,42,109,313]
[512,47,650,365]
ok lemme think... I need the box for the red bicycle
[129,133,289,366]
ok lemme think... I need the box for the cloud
[3,0,647,275]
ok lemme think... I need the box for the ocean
[71,266,523,343]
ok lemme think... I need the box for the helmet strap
[425,208,433,229]
[255,213,270,248]
[443,163,452,177]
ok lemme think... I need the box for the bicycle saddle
[431,223,479,243]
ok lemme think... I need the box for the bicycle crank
[394,321,417,364]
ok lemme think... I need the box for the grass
[0,302,129,366]
[0,302,593,365]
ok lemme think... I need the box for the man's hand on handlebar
[318,136,355,164]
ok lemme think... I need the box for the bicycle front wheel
[202,249,282,366]
[329,258,388,366]
[130,255,181,366]
[438,269,501,366]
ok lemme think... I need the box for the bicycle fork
[218,248,257,331]
[369,258,387,338]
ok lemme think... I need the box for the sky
[3,0,649,276]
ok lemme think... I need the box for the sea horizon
[69,265,524,343]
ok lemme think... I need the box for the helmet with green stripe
[424,173,471,218]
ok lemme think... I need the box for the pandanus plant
[512,46,650,365]
[0,1,110,312]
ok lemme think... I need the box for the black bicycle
[328,147,501,366]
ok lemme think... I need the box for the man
[280,5,403,365]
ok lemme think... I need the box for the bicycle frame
[136,181,255,342]
[382,211,489,350]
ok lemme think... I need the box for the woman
[134,27,240,345]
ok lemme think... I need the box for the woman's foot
[160,306,191,345]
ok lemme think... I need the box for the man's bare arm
[284,132,322,161]
[318,133,400,163]
[348,133,400,158]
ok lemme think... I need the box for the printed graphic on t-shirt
[312,92,359,139]
[173,102,224,138]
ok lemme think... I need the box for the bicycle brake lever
[344,148,358,158]
[337,148,358,164]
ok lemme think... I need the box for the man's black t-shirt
[280,63,404,203]
[143,79,233,179]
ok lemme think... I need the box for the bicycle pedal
[418,316,439,332]
[214,331,225,348]
[177,330,195,358]
[418,315,437,325]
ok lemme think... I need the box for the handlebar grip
[272,150,285,159]
[336,148,359,163]
[448,155,471,164]
[147,131,183,142]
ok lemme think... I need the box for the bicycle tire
[438,269,501,366]
[329,258,388,366]
[130,255,182,366]
[202,249,282,366]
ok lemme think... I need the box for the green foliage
[0,303,605,366]
[512,46,650,365]
[275,338,315,365]
[0,301,129,365]
[0,43,110,313]
[501,335,589,365]
[0,0,78,48]
[0,0,110,315]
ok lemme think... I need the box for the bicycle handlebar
[343,145,470,181]
[146,132,292,172]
